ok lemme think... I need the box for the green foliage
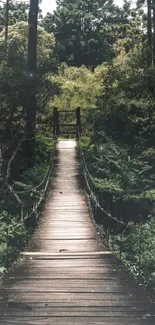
[21,166,47,187]
[0,211,28,276]
[0,22,55,71]
[37,74,60,123]
[0,22,57,153]
[0,1,63,279]
[0,136,55,275]
[50,64,105,110]
[79,136,90,149]
[81,134,154,193]
[42,0,129,67]
[92,43,155,152]
[113,217,155,287]
[0,2,29,29]
[16,135,54,186]
[77,12,155,287]
[35,135,55,164]
[80,134,155,286]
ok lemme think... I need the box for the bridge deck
[0,140,155,324]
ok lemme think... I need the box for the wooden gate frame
[53,108,81,139]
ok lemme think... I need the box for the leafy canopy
[42,0,129,67]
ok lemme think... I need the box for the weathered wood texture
[0,140,155,324]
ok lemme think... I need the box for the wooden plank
[23,251,112,256]
[0,316,154,324]
[0,311,152,317]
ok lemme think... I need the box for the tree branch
[6,182,23,206]
[5,141,21,182]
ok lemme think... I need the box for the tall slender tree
[25,0,39,162]
[137,0,154,67]
[4,0,9,60]
[153,0,155,64]
[147,0,152,67]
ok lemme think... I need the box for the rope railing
[78,138,129,226]
[0,137,57,272]
[15,139,56,226]
[77,130,155,281]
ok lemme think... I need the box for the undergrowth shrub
[79,136,155,288]
[0,211,29,277]
[113,217,155,288]
[0,135,55,276]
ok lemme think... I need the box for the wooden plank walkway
[0,140,155,324]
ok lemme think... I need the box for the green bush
[113,217,155,287]
[35,135,54,165]
[21,166,47,186]
[0,211,29,276]
[0,135,56,275]
[79,135,155,287]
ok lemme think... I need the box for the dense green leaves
[42,0,129,67]
[0,21,56,148]
[0,21,55,71]
[50,64,104,109]
[0,2,29,29]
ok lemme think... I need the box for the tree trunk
[4,0,9,60]
[153,0,155,65]
[147,0,152,68]
[25,0,39,164]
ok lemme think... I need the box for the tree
[153,0,155,64]
[25,0,39,163]
[0,22,55,70]
[42,0,129,68]
[51,64,104,110]
[0,1,29,30]
[147,0,152,66]
[41,12,54,33]
[0,22,56,147]
[136,0,155,67]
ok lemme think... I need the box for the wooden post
[76,107,81,139]
[53,108,59,138]
[56,109,60,137]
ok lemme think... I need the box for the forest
[1,0,155,290]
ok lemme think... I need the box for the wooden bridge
[0,140,155,324]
